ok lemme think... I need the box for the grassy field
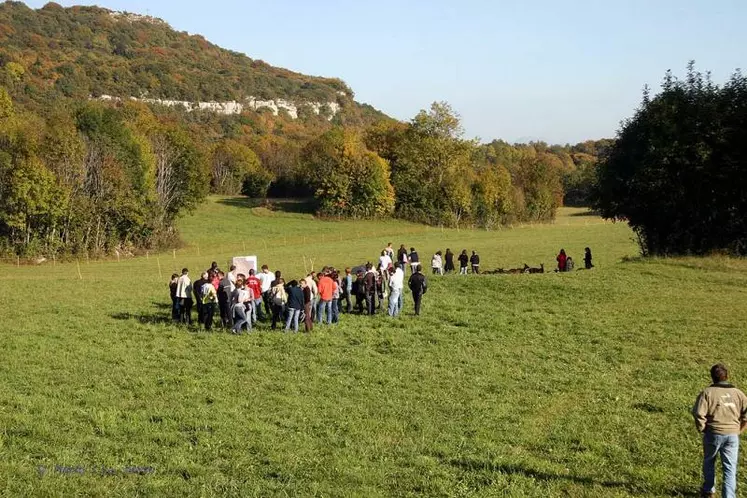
[1,196,746,496]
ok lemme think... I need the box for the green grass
[1,196,746,496]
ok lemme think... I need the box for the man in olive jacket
[692,364,747,498]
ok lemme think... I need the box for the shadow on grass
[569,209,600,217]
[111,311,174,325]
[216,197,316,214]
[445,458,698,496]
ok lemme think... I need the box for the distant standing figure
[470,251,480,274]
[192,272,208,324]
[301,279,313,332]
[201,279,218,331]
[340,267,353,313]
[397,244,409,274]
[388,263,404,317]
[169,273,179,321]
[565,256,575,272]
[431,251,443,275]
[409,247,420,274]
[444,249,455,273]
[458,250,469,275]
[364,263,378,315]
[176,268,193,325]
[584,247,594,269]
[407,266,427,316]
[353,270,366,314]
[285,280,304,333]
[384,242,395,259]
[556,249,567,272]
[270,278,287,330]
[692,364,747,498]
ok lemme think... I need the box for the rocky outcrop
[97,95,341,120]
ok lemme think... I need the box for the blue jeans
[702,432,739,498]
[331,299,339,323]
[232,304,251,333]
[285,308,300,332]
[252,298,264,322]
[317,299,332,324]
[388,289,401,317]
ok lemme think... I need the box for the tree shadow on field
[216,197,315,214]
[444,458,698,496]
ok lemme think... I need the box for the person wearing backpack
[408,266,427,316]
[201,278,218,331]
[270,278,287,330]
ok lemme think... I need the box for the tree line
[0,90,604,258]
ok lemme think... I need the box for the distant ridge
[0,1,388,124]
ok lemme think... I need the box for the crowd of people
[167,243,595,333]
[168,245,432,333]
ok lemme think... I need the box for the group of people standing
[168,253,431,334]
[170,262,352,333]
[556,247,593,272]
[381,243,481,276]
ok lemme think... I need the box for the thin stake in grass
[76,260,82,280]
[157,257,162,279]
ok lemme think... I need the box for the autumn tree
[301,128,394,217]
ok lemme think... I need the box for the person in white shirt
[378,250,392,286]
[384,243,394,259]
[231,277,252,334]
[257,265,273,316]
[388,263,404,317]
[175,268,193,325]
[431,251,443,275]
[227,265,237,293]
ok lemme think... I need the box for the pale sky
[23,0,747,144]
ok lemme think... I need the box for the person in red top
[246,269,264,323]
[556,249,567,272]
[316,270,335,325]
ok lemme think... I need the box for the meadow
[1,196,746,497]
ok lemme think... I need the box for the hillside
[0,1,387,123]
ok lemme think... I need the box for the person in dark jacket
[301,279,313,332]
[364,263,378,315]
[217,271,231,328]
[470,251,480,274]
[169,273,179,321]
[353,271,368,315]
[285,280,304,332]
[397,244,409,275]
[192,272,208,324]
[408,266,427,316]
[584,247,594,269]
[409,247,420,274]
[444,248,455,273]
[458,250,469,275]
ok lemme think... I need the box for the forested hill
[0,1,385,123]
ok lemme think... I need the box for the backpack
[272,286,287,305]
